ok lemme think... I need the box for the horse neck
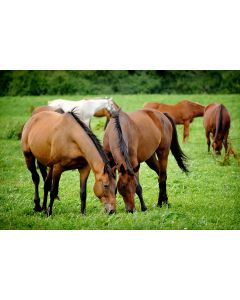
[76,132,105,176]
[214,104,223,140]
[112,111,134,173]
[192,103,205,117]
[89,100,109,114]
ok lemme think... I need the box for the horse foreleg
[79,165,91,215]
[24,152,42,212]
[145,154,159,175]
[183,120,190,143]
[223,131,229,154]
[134,172,147,212]
[47,165,62,217]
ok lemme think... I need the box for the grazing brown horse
[103,109,189,212]
[93,100,120,129]
[144,100,205,143]
[203,103,231,155]
[21,109,116,216]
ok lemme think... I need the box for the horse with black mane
[103,109,189,212]
[21,109,116,216]
[203,103,231,155]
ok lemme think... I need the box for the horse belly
[62,157,88,170]
[137,132,161,162]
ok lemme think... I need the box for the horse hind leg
[42,167,53,212]
[47,165,63,217]
[37,160,47,181]
[24,152,42,212]
[155,149,169,207]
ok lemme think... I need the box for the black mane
[112,110,134,175]
[69,109,113,177]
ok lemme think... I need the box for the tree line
[0,70,239,96]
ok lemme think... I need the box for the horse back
[21,112,86,167]
[128,109,172,161]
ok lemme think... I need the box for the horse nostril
[109,209,116,215]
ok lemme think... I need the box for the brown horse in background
[103,109,189,212]
[93,100,120,129]
[144,100,205,143]
[21,109,116,216]
[31,105,64,115]
[203,103,231,155]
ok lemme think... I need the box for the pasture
[0,95,239,229]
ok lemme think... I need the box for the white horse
[48,97,116,127]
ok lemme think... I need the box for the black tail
[163,113,189,173]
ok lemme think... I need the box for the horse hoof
[34,206,42,212]
[141,206,147,212]
[46,208,52,217]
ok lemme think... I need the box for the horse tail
[214,104,223,140]
[163,113,189,173]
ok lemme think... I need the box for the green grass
[0,95,240,229]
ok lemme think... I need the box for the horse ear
[133,164,140,173]
[119,164,126,174]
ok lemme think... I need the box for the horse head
[212,138,223,155]
[117,163,140,213]
[106,98,118,114]
[93,164,117,214]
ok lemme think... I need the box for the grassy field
[0,95,239,229]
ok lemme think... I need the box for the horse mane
[69,109,113,177]
[112,109,134,175]
[215,104,223,140]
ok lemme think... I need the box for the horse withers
[144,100,205,143]
[203,103,231,155]
[103,109,189,213]
[21,109,116,216]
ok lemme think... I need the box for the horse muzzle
[104,203,116,214]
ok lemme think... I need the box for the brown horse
[203,103,231,155]
[93,100,120,129]
[103,109,189,212]
[144,100,205,143]
[21,109,116,216]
